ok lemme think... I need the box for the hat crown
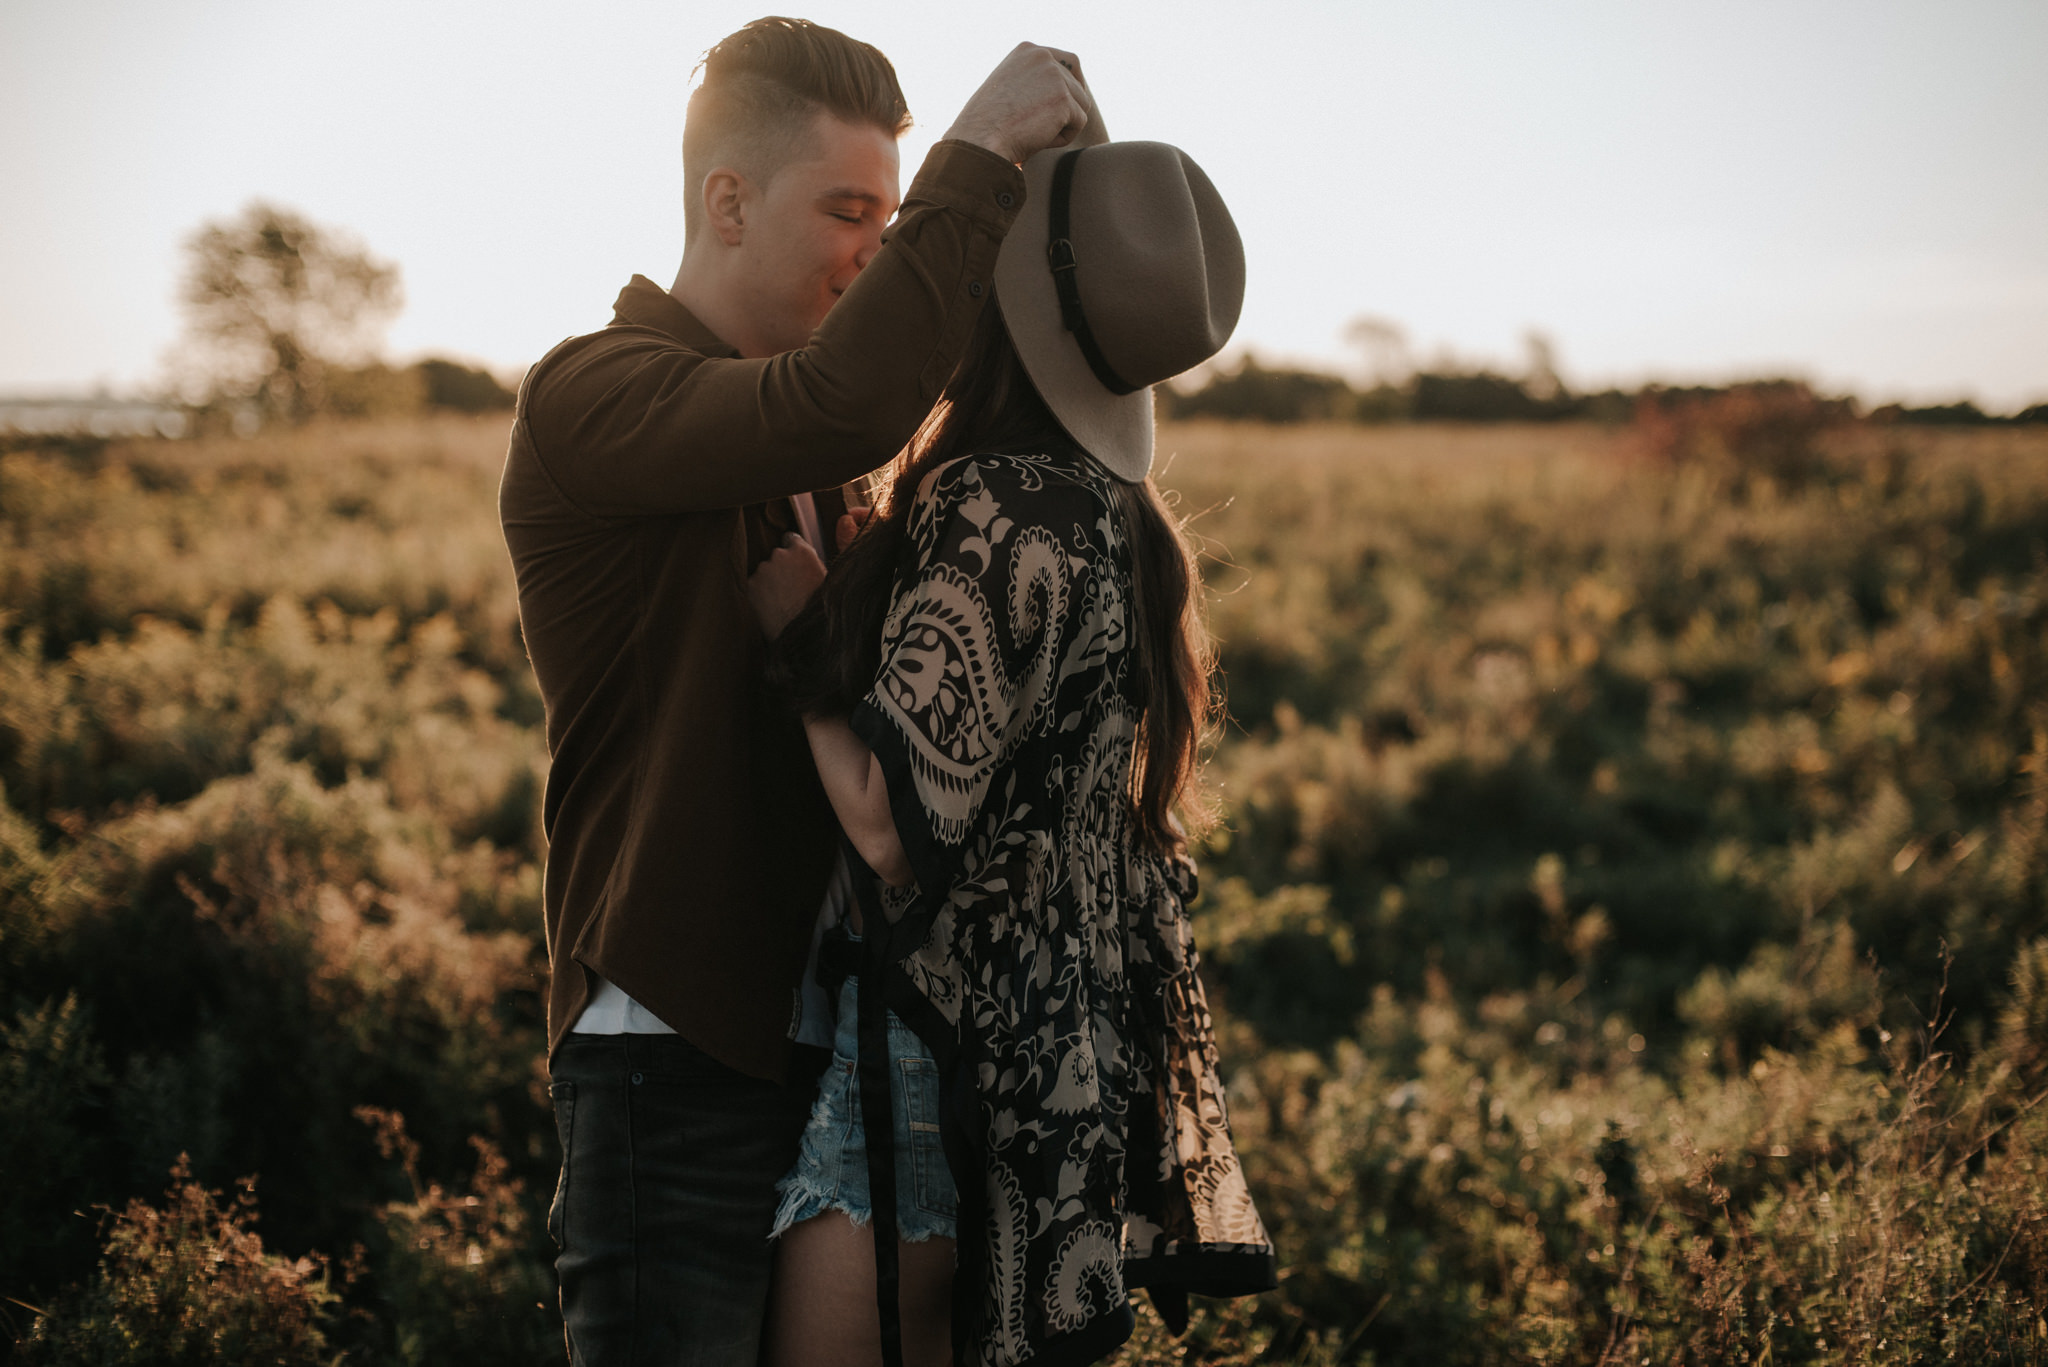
[994,139,1245,482]
[1053,143,1245,389]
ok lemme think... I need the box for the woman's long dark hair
[775,305,1217,855]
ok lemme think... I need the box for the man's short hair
[684,16,912,241]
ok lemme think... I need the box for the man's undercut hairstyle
[684,16,912,242]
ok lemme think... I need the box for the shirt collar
[609,275,740,359]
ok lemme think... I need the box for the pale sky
[3,0,2044,410]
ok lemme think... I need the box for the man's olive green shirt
[500,140,1026,1080]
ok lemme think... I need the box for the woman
[748,137,1275,1367]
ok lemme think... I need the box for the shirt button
[969,280,984,297]
[630,1071,644,1085]
[997,191,1016,209]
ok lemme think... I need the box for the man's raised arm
[525,45,1096,518]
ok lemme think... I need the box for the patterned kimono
[849,448,1276,1367]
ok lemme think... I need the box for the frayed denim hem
[768,1171,859,1241]
[770,969,960,1244]
[768,1170,957,1244]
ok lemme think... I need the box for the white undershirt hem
[570,975,678,1035]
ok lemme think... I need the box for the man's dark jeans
[547,1033,817,1366]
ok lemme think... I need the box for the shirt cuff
[902,139,1029,235]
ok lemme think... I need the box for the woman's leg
[763,1211,956,1367]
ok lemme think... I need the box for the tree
[1163,356,1360,423]
[416,358,515,413]
[1521,329,1564,402]
[1410,369,1555,421]
[1343,314,1412,389]
[175,202,402,423]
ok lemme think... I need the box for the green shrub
[352,1107,557,1366]
[0,996,113,1300]
[15,1158,338,1366]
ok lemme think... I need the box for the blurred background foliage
[158,202,514,436]
[1163,350,2048,430]
[2,397,2046,1362]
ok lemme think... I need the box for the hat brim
[994,150,1154,484]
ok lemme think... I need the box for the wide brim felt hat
[994,139,1245,483]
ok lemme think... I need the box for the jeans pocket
[897,1056,956,1219]
[547,1079,575,1250]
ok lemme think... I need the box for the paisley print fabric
[850,450,1276,1367]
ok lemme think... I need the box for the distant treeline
[1163,356,2048,427]
[279,357,515,420]
[147,357,517,438]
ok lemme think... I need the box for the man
[498,16,1093,1364]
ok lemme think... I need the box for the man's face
[731,113,901,356]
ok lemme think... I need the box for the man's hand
[943,43,1098,165]
[747,534,827,641]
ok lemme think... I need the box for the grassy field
[2,412,2046,1363]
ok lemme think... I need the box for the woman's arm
[747,534,913,890]
[801,717,913,889]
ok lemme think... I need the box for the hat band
[1045,148,1141,398]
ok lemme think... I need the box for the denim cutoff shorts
[770,967,959,1243]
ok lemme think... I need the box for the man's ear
[701,168,748,247]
